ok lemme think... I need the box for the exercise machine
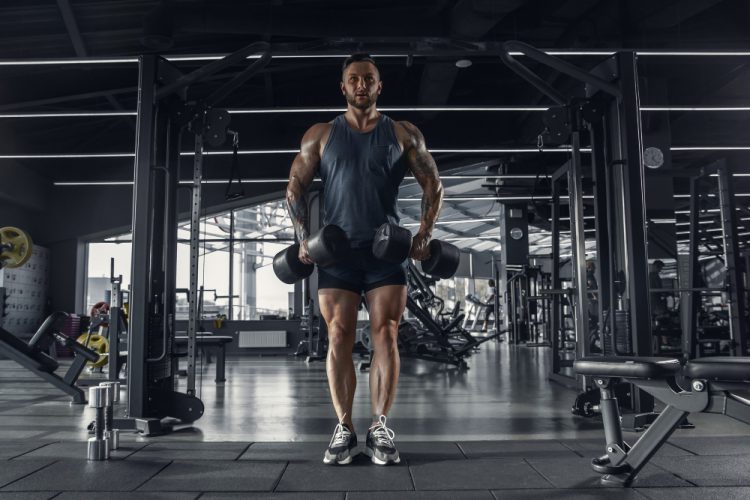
[0,312,98,403]
[121,42,271,435]
[575,355,750,486]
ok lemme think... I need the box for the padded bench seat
[683,357,750,381]
[574,356,682,379]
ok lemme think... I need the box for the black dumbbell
[372,222,461,279]
[273,225,350,284]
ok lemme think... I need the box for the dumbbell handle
[94,407,105,440]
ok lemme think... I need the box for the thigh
[365,284,407,333]
[319,287,361,336]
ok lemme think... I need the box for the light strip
[0,153,135,159]
[403,218,496,227]
[641,107,750,112]
[399,196,550,202]
[5,49,750,67]
[444,235,501,242]
[229,106,549,113]
[12,146,750,160]
[54,175,548,186]
[675,220,714,226]
[0,57,139,66]
[672,146,750,151]
[438,175,550,179]
[7,107,750,119]
[650,218,677,224]
[53,180,134,186]
[0,111,137,118]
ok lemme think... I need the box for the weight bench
[574,356,750,487]
[174,335,232,382]
[0,311,99,403]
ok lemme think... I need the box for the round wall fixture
[643,146,664,169]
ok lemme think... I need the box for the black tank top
[320,114,407,247]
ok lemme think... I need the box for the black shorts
[317,245,407,294]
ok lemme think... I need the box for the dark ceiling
[2,0,750,221]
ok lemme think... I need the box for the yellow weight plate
[0,226,33,268]
[76,333,110,368]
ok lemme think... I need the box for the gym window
[84,199,295,320]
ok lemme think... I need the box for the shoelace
[369,415,396,446]
[331,422,352,447]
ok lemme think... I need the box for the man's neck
[344,107,380,131]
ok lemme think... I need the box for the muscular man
[285,54,443,465]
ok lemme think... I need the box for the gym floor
[0,342,749,499]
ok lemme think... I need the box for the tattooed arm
[399,121,443,260]
[286,123,328,264]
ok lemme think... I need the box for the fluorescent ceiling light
[0,111,137,118]
[7,107,750,119]
[672,146,750,151]
[675,220,714,226]
[4,49,750,68]
[0,153,134,159]
[53,181,134,186]
[403,218,496,227]
[444,235,501,242]
[556,216,596,221]
[399,196,546,202]
[12,146,750,160]
[650,218,677,223]
[641,107,750,111]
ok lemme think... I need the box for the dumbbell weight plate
[373,223,412,263]
[420,240,461,279]
[307,225,349,267]
[0,226,33,268]
[273,243,314,284]
[77,334,110,368]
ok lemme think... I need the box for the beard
[345,91,377,109]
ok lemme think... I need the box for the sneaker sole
[363,446,400,465]
[323,452,354,465]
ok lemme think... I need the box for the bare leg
[319,288,360,432]
[365,284,407,422]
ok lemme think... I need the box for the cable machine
[501,42,656,428]
[121,43,271,435]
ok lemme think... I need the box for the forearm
[286,178,310,242]
[418,181,443,237]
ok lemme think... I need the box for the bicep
[288,153,317,192]
[288,126,324,191]
[401,122,440,189]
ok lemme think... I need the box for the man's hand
[298,239,314,265]
[410,231,431,261]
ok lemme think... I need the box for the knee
[370,321,399,349]
[327,323,354,352]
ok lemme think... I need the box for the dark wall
[0,201,38,235]
[0,160,49,237]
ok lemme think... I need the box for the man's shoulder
[392,120,422,146]
[306,121,333,135]
[302,122,333,144]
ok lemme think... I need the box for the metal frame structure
[501,42,656,421]
[683,160,748,358]
[124,43,270,435]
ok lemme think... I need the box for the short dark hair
[342,53,378,76]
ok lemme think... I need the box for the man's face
[341,61,382,110]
